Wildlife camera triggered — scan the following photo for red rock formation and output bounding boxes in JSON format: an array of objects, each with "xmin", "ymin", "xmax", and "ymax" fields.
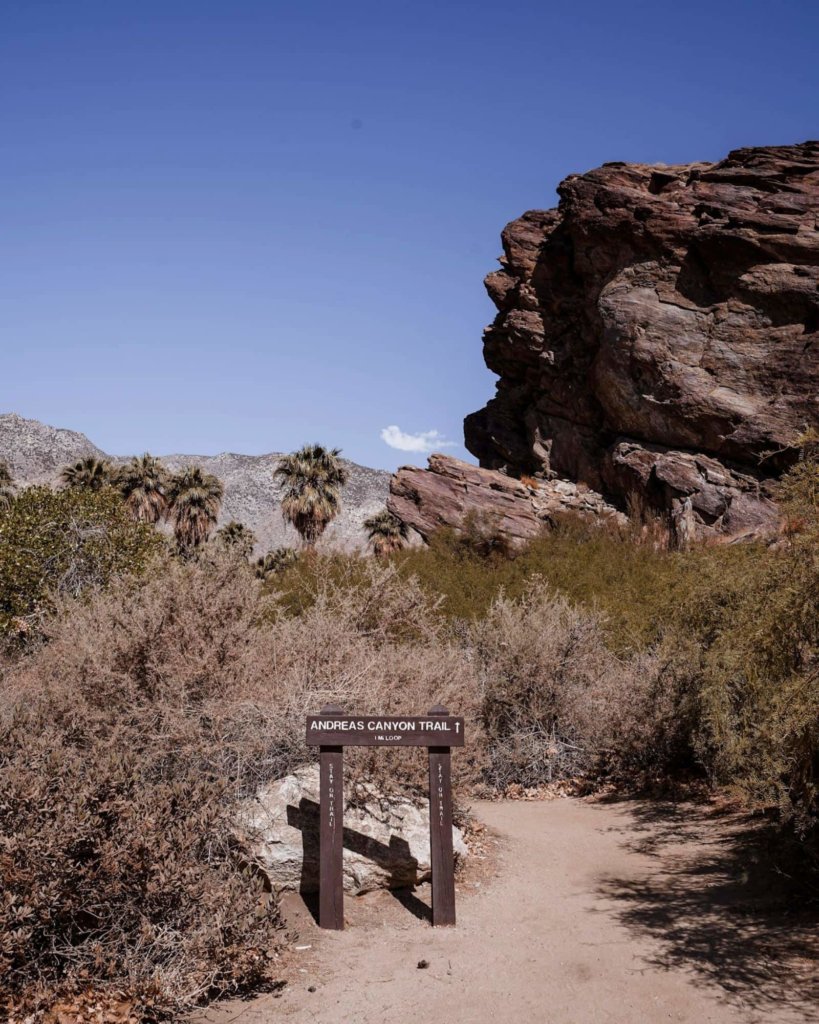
[
  {"xmin": 465, "ymin": 142, "xmax": 819, "ymax": 538},
  {"xmin": 387, "ymin": 454, "xmax": 625, "ymax": 543}
]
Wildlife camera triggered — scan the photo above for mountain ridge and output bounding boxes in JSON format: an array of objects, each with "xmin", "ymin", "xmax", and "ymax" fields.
[{"xmin": 0, "ymin": 413, "xmax": 390, "ymax": 551}]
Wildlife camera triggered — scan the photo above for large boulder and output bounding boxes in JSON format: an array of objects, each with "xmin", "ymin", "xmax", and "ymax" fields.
[
  {"xmin": 388, "ymin": 453, "xmax": 625, "ymax": 544},
  {"xmin": 243, "ymin": 766, "xmax": 468, "ymax": 895},
  {"xmin": 464, "ymin": 142, "xmax": 819, "ymax": 540}
]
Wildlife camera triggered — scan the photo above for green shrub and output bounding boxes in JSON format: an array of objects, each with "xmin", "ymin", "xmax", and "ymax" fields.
[
  {"xmin": 672, "ymin": 531, "xmax": 819, "ymax": 839},
  {"xmin": 0, "ymin": 486, "xmax": 162, "ymax": 639},
  {"xmin": 396, "ymin": 516, "xmax": 683, "ymax": 650}
]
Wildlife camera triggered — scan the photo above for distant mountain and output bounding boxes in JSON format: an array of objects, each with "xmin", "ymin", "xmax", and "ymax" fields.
[{"xmin": 0, "ymin": 413, "xmax": 390, "ymax": 552}]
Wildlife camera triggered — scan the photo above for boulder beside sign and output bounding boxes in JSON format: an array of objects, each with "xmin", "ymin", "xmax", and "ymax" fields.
[
  {"xmin": 306, "ymin": 714, "xmax": 465, "ymax": 747},
  {"xmin": 244, "ymin": 767, "xmax": 469, "ymax": 895}
]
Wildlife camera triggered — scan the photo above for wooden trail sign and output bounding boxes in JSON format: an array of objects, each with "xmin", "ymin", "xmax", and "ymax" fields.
[
  {"xmin": 307, "ymin": 703, "xmax": 463, "ymax": 930},
  {"xmin": 306, "ymin": 713, "xmax": 465, "ymax": 747}
]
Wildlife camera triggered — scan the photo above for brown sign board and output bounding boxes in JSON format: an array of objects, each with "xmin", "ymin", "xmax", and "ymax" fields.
[
  {"xmin": 306, "ymin": 714, "xmax": 465, "ymax": 747},
  {"xmin": 310, "ymin": 704, "xmax": 461, "ymax": 930}
]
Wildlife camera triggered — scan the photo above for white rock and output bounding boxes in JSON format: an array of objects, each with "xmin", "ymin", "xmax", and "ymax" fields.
[{"xmin": 242, "ymin": 766, "xmax": 467, "ymax": 895}]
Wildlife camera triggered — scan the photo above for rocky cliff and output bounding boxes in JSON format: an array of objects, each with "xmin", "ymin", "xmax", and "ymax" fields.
[
  {"xmin": 464, "ymin": 142, "xmax": 819, "ymax": 539},
  {"xmin": 0, "ymin": 413, "xmax": 390, "ymax": 552},
  {"xmin": 389, "ymin": 454, "xmax": 625, "ymax": 543}
]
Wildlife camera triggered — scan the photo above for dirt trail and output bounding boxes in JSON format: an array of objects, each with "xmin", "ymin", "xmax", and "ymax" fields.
[{"xmin": 196, "ymin": 799, "xmax": 818, "ymax": 1024}]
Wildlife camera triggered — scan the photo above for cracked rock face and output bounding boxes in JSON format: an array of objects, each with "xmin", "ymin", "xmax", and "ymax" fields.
[
  {"xmin": 388, "ymin": 454, "xmax": 626, "ymax": 544},
  {"xmin": 465, "ymin": 142, "xmax": 819, "ymax": 538}
]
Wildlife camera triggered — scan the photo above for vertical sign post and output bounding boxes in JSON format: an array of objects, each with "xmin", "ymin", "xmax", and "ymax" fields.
[
  {"xmin": 318, "ymin": 703, "xmax": 344, "ymax": 930},
  {"xmin": 427, "ymin": 704, "xmax": 456, "ymax": 926}
]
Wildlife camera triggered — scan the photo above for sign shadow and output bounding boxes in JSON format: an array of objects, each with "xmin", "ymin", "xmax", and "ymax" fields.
[{"xmin": 286, "ymin": 798, "xmax": 432, "ymax": 924}]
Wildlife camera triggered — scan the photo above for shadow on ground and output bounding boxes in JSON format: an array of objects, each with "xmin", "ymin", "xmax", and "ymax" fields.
[
  {"xmin": 286, "ymin": 798, "xmax": 432, "ymax": 924},
  {"xmin": 593, "ymin": 800, "xmax": 819, "ymax": 1017}
]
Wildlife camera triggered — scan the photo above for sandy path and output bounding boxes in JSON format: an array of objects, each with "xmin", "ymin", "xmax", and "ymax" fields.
[{"xmin": 196, "ymin": 799, "xmax": 817, "ymax": 1024}]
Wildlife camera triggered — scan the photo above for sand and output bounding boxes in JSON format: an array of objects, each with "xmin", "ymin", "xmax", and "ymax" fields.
[{"xmin": 193, "ymin": 798, "xmax": 818, "ymax": 1024}]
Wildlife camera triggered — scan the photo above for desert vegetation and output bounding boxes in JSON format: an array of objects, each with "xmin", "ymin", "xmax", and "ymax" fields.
[
  {"xmin": 254, "ymin": 545, "xmax": 298, "ymax": 579},
  {"xmin": 1, "ymin": 442, "xmax": 817, "ymax": 1021},
  {"xmin": 61, "ymin": 455, "xmax": 115, "ymax": 492},
  {"xmin": 216, "ymin": 520, "xmax": 257, "ymax": 558},
  {"xmin": 364, "ymin": 507, "xmax": 409, "ymax": 557},
  {"xmin": 0, "ymin": 461, "xmax": 15, "ymax": 511},
  {"xmin": 275, "ymin": 443, "xmax": 349, "ymax": 547},
  {"xmin": 116, "ymin": 454, "xmax": 171, "ymax": 524}
]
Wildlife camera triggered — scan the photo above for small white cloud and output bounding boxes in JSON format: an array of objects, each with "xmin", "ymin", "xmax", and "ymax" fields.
[{"xmin": 380, "ymin": 425, "xmax": 456, "ymax": 453}]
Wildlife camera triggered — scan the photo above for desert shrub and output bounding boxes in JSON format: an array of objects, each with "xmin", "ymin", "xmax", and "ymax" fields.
[
  {"xmin": 472, "ymin": 586, "xmax": 700, "ymax": 792},
  {"xmin": 0, "ymin": 718, "xmax": 280, "ymax": 1021},
  {"xmin": 672, "ymin": 529, "xmax": 819, "ymax": 840},
  {"xmin": 396, "ymin": 516, "xmax": 683, "ymax": 650},
  {"xmin": 654, "ymin": 452, "xmax": 819, "ymax": 845},
  {"xmin": 448, "ymin": 511, "xmax": 515, "ymax": 560},
  {"xmin": 0, "ymin": 556, "xmax": 484, "ymax": 1017},
  {"xmin": 256, "ymin": 559, "xmax": 482, "ymax": 794},
  {"xmin": 0, "ymin": 486, "xmax": 162, "ymax": 640},
  {"xmin": 0, "ymin": 555, "xmax": 283, "ymax": 1019},
  {"xmin": 776, "ymin": 427, "xmax": 819, "ymax": 532}
]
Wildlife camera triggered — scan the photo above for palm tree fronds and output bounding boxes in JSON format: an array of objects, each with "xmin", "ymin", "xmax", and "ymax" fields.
[
  {"xmin": 254, "ymin": 547, "xmax": 298, "ymax": 579},
  {"xmin": 168, "ymin": 465, "xmax": 224, "ymax": 555},
  {"xmin": 115, "ymin": 453, "xmax": 170, "ymax": 524},
  {"xmin": 274, "ymin": 444, "xmax": 348, "ymax": 547},
  {"xmin": 60, "ymin": 457, "xmax": 113, "ymax": 492},
  {"xmin": 217, "ymin": 520, "xmax": 256, "ymax": 558},
  {"xmin": 363, "ymin": 508, "xmax": 409, "ymax": 557}
]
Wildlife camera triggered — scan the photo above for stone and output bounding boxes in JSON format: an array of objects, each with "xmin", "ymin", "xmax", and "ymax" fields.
[
  {"xmin": 464, "ymin": 142, "xmax": 819, "ymax": 540},
  {"xmin": 388, "ymin": 453, "xmax": 625, "ymax": 544},
  {"xmin": 241, "ymin": 766, "xmax": 468, "ymax": 895}
]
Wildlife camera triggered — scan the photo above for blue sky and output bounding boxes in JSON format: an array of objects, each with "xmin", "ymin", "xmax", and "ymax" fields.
[{"xmin": 2, "ymin": 1, "xmax": 817, "ymax": 469}]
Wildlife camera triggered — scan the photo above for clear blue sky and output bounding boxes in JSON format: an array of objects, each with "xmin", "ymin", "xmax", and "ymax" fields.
[{"xmin": 2, "ymin": 1, "xmax": 817, "ymax": 469}]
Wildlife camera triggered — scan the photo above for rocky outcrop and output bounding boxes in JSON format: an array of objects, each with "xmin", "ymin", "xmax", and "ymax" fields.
[
  {"xmin": 242, "ymin": 767, "xmax": 468, "ymax": 895},
  {"xmin": 465, "ymin": 142, "xmax": 819, "ymax": 538},
  {"xmin": 388, "ymin": 454, "xmax": 625, "ymax": 543},
  {"xmin": 0, "ymin": 413, "xmax": 390, "ymax": 551}
]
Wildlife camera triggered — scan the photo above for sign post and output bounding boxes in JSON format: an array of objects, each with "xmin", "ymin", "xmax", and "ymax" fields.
[
  {"xmin": 318, "ymin": 703, "xmax": 345, "ymax": 931},
  {"xmin": 427, "ymin": 705, "xmax": 456, "ymax": 926},
  {"xmin": 306, "ymin": 704, "xmax": 465, "ymax": 930}
]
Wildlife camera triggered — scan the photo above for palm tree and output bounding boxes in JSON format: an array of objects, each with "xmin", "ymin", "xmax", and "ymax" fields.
[
  {"xmin": 216, "ymin": 520, "xmax": 256, "ymax": 558},
  {"xmin": 0, "ymin": 460, "xmax": 14, "ymax": 511},
  {"xmin": 168, "ymin": 466, "xmax": 224, "ymax": 554},
  {"xmin": 115, "ymin": 453, "xmax": 170, "ymax": 523},
  {"xmin": 364, "ymin": 508, "xmax": 409, "ymax": 557},
  {"xmin": 274, "ymin": 444, "xmax": 349, "ymax": 548},
  {"xmin": 61, "ymin": 456, "xmax": 113, "ymax": 491},
  {"xmin": 254, "ymin": 547, "xmax": 298, "ymax": 579}
]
